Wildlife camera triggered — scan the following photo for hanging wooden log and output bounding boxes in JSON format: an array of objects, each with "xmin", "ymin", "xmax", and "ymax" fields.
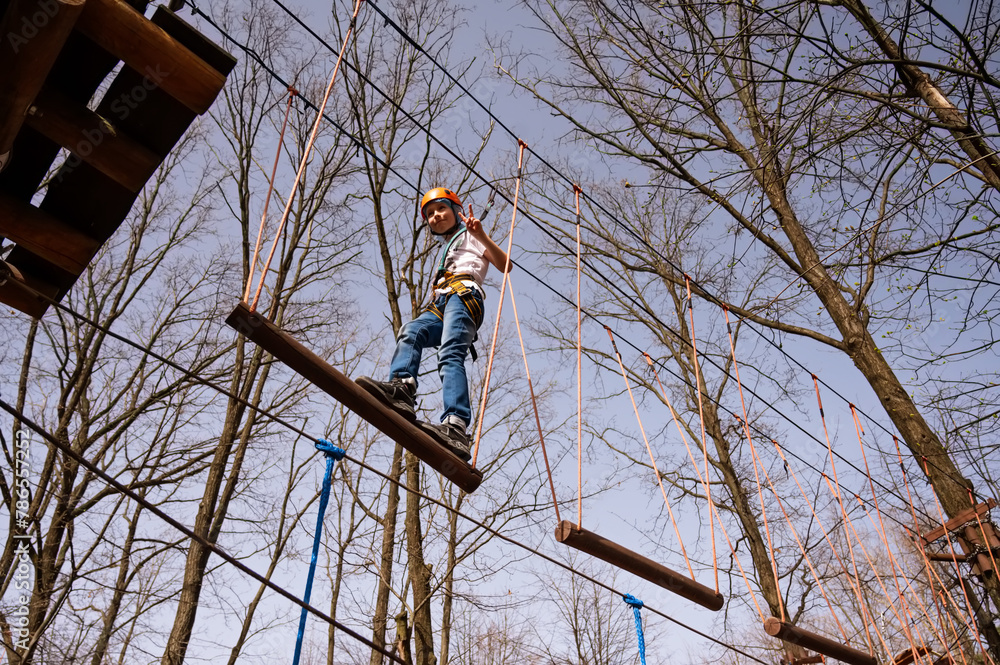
[
  {"xmin": 0, "ymin": 0, "xmax": 87, "ymax": 171},
  {"xmin": 226, "ymin": 302, "xmax": 483, "ymax": 493},
  {"xmin": 75, "ymin": 0, "xmax": 226, "ymax": 114},
  {"xmin": 764, "ymin": 618, "xmax": 876, "ymax": 665},
  {"xmin": 554, "ymin": 520, "xmax": 724, "ymax": 611}
]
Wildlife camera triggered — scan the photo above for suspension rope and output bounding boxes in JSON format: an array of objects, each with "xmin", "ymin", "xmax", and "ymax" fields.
[
  {"xmin": 574, "ymin": 184, "xmax": 583, "ymax": 529},
  {"xmin": 643, "ymin": 353, "xmax": 765, "ymax": 621},
  {"xmin": 813, "ymin": 377, "xmax": 878, "ymax": 652},
  {"xmin": 722, "ymin": 306, "xmax": 783, "ymax": 619},
  {"xmin": 738, "ymin": 415, "xmax": 849, "ymax": 641},
  {"xmin": 605, "ymin": 327, "xmax": 693, "ymax": 579},
  {"xmin": 472, "ymin": 139, "xmax": 527, "ymax": 467},
  {"xmin": 291, "ymin": 438, "xmax": 347, "ymax": 665},
  {"xmin": 248, "ymin": 0, "xmax": 364, "ymax": 312},
  {"xmin": 244, "ymin": 87, "xmax": 298, "ymax": 303},
  {"xmin": 623, "ymin": 594, "xmax": 647, "ymax": 665},
  {"xmin": 507, "ymin": 278, "xmax": 561, "ymax": 522},
  {"xmin": 684, "ymin": 275, "xmax": 718, "ymax": 592},
  {"xmin": 849, "ymin": 406, "xmax": 922, "ymax": 653}
]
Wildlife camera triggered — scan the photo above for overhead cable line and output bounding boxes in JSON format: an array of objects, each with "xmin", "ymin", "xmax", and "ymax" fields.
[
  {"xmin": 243, "ymin": 0, "xmax": 961, "ymax": 526},
  {"xmin": 5, "ymin": 282, "xmax": 768, "ymax": 664},
  {"xmin": 349, "ymin": 0, "xmax": 994, "ymax": 506},
  {"xmin": 0, "ymin": 398, "xmax": 407, "ymax": 665}
]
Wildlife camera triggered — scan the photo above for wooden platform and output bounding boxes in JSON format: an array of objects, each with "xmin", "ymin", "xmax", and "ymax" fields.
[
  {"xmin": 555, "ymin": 520, "xmax": 725, "ymax": 611},
  {"xmin": 0, "ymin": 0, "xmax": 235, "ymax": 317},
  {"xmin": 225, "ymin": 302, "xmax": 484, "ymax": 494}
]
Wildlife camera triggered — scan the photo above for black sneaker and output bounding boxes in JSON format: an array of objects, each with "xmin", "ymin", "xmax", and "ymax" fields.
[
  {"xmin": 418, "ymin": 421, "xmax": 471, "ymax": 462},
  {"xmin": 356, "ymin": 376, "xmax": 416, "ymax": 421}
]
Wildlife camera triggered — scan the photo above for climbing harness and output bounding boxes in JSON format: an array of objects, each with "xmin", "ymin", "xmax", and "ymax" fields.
[
  {"xmin": 291, "ymin": 439, "xmax": 347, "ymax": 665},
  {"xmin": 623, "ymin": 594, "xmax": 647, "ymax": 665}
]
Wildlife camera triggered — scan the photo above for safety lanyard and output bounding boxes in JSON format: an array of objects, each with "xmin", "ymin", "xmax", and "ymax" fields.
[{"xmin": 435, "ymin": 224, "xmax": 466, "ymax": 280}]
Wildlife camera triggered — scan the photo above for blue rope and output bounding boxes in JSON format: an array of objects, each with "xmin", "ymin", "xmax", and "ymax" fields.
[
  {"xmin": 291, "ymin": 439, "xmax": 346, "ymax": 665},
  {"xmin": 623, "ymin": 594, "xmax": 646, "ymax": 665}
]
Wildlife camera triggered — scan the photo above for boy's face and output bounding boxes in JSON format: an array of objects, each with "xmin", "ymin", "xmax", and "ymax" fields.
[{"xmin": 424, "ymin": 200, "xmax": 459, "ymax": 234}]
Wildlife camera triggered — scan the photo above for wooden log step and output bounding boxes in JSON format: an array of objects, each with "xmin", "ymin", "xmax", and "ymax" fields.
[
  {"xmin": 225, "ymin": 301, "xmax": 483, "ymax": 494},
  {"xmin": 921, "ymin": 499, "xmax": 996, "ymax": 544},
  {"xmin": 764, "ymin": 618, "xmax": 876, "ymax": 665},
  {"xmin": 555, "ymin": 520, "xmax": 725, "ymax": 611}
]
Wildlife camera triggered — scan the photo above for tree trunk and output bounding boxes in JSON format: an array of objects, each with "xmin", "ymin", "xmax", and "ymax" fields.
[
  {"xmin": 369, "ymin": 443, "xmax": 404, "ymax": 665},
  {"xmin": 404, "ymin": 452, "xmax": 437, "ymax": 665}
]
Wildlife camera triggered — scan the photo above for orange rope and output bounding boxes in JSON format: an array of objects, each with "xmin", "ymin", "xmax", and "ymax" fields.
[
  {"xmin": 849, "ymin": 406, "xmax": 921, "ymax": 653},
  {"xmin": 812, "ymin": 377, "xmax": 878, "ymax": 651},
  {"xmin": 747, "ymin": 427, "xmax": 848, "ymax": 640},
  {"xmin": 507, "ymin": 279, "xmax": 560, "ymax": 523},
  {"xmin": 770, "ymin": 440, "xmax": 874, "ymax": 647},
  {"xmin": 574, "ymin": 184, "xmax": 583, "ymax": 528},
  {"xmin": 895, "ymin": 440, "xmax": 975, "ymax": 665},
  {"xmin": 244, "ymin": 87, "xmax": 298, "ymax": 303},
  {"xmin": 605, "ymin": 327, "xmax": 694, "ymax": 578},
  {"xmin": 643, "ymin": 354, "xmax": 766, "ymax": 620},
  {"xmin": 722, "ymin": 306, "xmax": 784, "ymax": 618},
  {"xmin": 472, "ymin": 139, "xmax": 527, "ymax": 467},
  {"xmin": 684, "ymin": 275, "xmax": 718, "ymax": 592},
  {"xmin": 249, "ymin": 0, "xmax": 363, "ymax": 312}
]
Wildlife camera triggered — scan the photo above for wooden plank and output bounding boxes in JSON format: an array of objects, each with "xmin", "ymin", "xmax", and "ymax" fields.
[
  {"xmin": 75, "ymin": 0, "xmax": 226, "ymax": 114},
  {"xmin": 0, "ymin": 260, "xmax": 59, "ymax": 318},
  {"xmin": 25, "ymin": 87, "xmax": 160, "ymax": 192},
  {"xmin": 764, "ymin": 618, "xmax": 876, "ymax": 665},
  {"xmin": 0, "ymin": 0, "xmax": 86, "ymax": 168},
  {"xmin": 0, "ymin": 192, "xmax": 99, "ymax": 274},
  {"xmin": 225, "ymin": 302, "xmax": 483, "ymax": 494},
  {"xmin": 555, "ymin": 520, "xmax": 725, "ymax": 611},
  {"xmin": 921, "ymin": 499, "xmax": 997, "ymax": 544}
]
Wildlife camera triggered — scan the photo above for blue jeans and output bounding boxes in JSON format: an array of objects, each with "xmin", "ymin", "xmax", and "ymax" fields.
[{"xmin": 389, "ymin": 292, "xmax": 481, "ymax": 426}]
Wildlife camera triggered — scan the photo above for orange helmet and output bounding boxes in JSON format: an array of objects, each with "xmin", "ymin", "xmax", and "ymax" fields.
[{"xmin": 420, "ymin": 187, "xmax": 462, "ymax": 219}]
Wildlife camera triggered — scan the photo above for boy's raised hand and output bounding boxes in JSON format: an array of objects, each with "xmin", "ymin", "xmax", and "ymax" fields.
[{"xmin": 459, "ymin": 205, "xmax": 483, "ymax": 236}]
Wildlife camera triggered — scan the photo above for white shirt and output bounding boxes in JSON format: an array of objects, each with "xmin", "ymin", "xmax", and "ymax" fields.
[{"xmin": 433, "ymin": 227, "xmax": 489, "ymax": 297}]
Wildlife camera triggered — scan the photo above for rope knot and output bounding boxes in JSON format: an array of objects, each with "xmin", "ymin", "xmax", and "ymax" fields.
[
  {"xmin": 623, "ymin": 593, "xmax": 643, "ymax": 609},
  {"xmin": 315, "ymin": 438, "xmax": 346, "ymax": 460}
]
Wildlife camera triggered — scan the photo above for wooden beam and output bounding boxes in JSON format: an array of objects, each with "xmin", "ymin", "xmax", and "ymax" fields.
[
  {"xmin": 0, "ymin": 192, "xmax": 99, "ymax": 274},
  {"xmin": 75, "ymin": 0, "xmax": 226, "ymax": 114},
  {"xmin": 555, "ymin": 520, "xmax": 725, "ymax": 611},
  {"xmin": 225, "ymin": 302, "xmax": 483, "ymax": 494},
  {"xmin": 0, "ymin": 0, "xmax": 86, "ymax": 169},
  {"xmin": 764, "ymin": 618, "xmax": 876, "ymax": 665},
  {"xmin": 921, "ymin": 499, "xmax": 997, "ymax": 544},
  {"xmin": 0, "ymin": 260, "xmax": 59, "ymax": 318},
  {"xmin": 25, "ymin": 87, "xmax": 160, "ymax": 192}
]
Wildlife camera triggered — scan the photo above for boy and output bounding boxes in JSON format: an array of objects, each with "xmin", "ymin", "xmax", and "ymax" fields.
[{"xmin": 357, "ymin": 188, "xmax": 512, "ymax": 462}]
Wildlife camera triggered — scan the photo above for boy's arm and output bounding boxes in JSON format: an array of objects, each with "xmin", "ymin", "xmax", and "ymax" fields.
[{"xmin": 462, "ymin": 206, "xmax": 513, "ymax": 273}]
